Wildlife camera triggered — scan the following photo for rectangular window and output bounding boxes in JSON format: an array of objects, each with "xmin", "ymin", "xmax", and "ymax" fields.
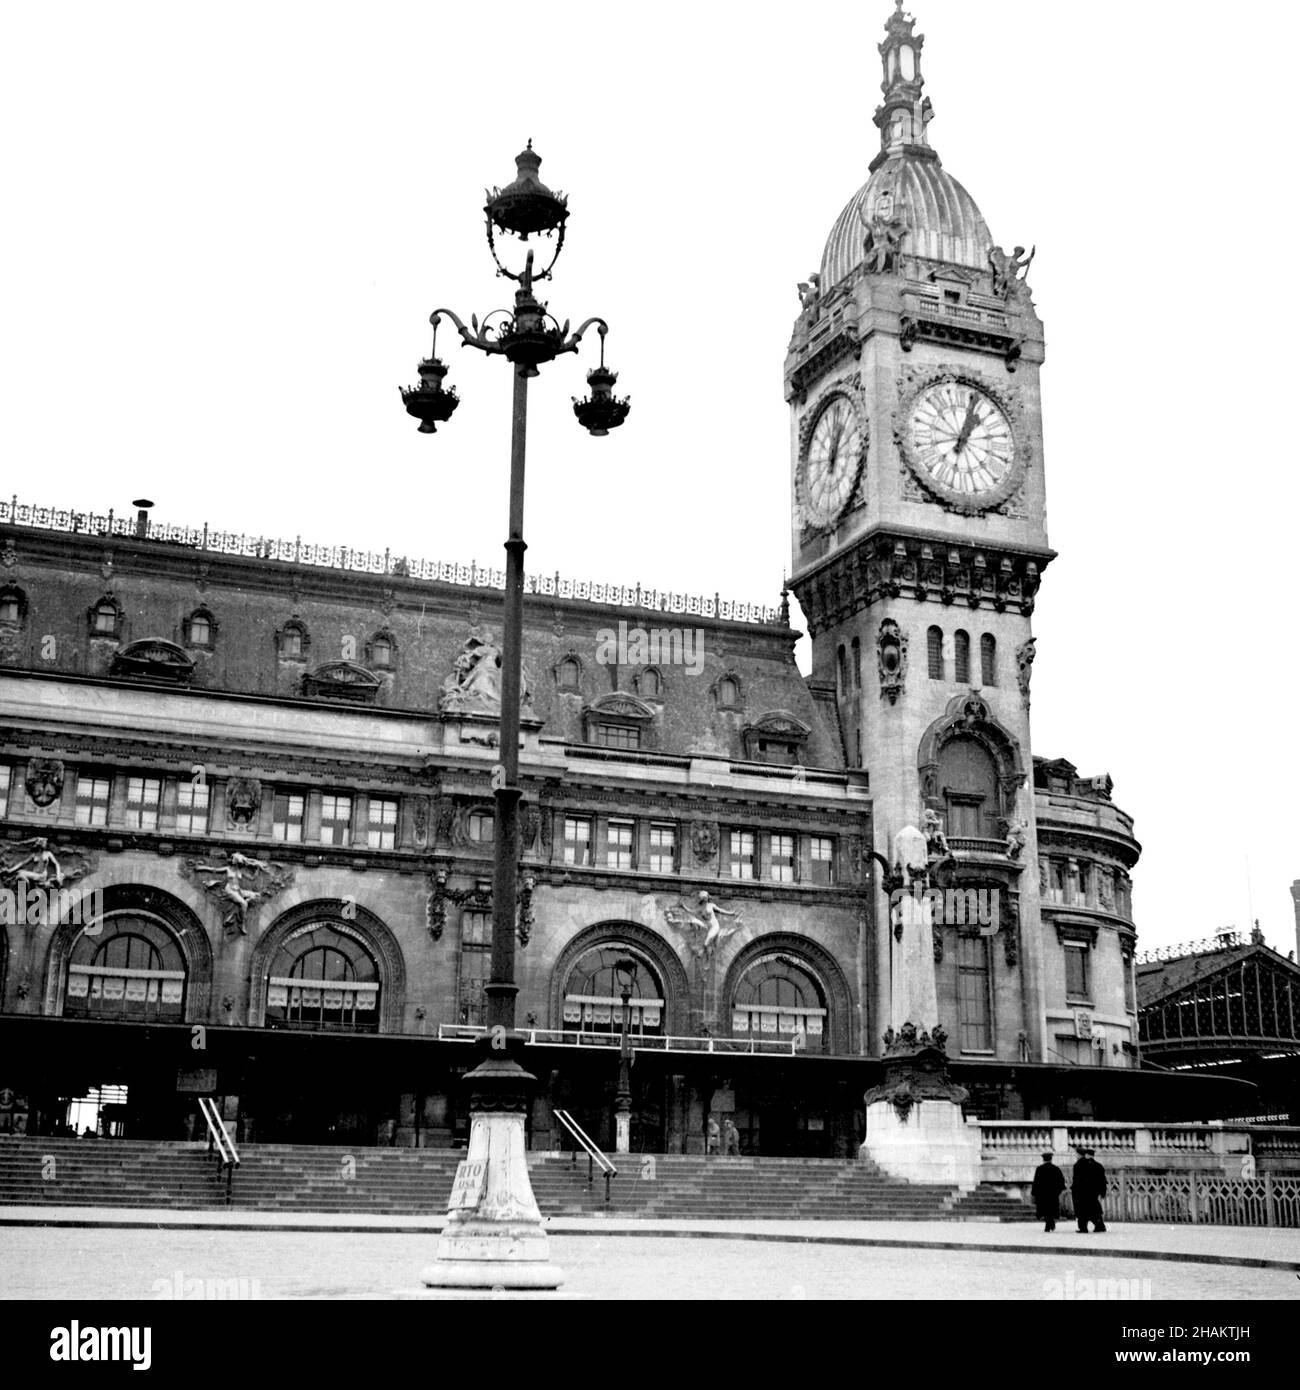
[
  {"xmin": 594, "ymin": 723, "xmax": 641, "ymax": 750},
  {"xmin": 563, "ymin": 816, "xmax": 593, "ymax": 866},
  {"xmin": 0, "ymin": 765, "xmax": 10, "ymax": 819},
  {"xmin": 729, "ymin": 830, "xmax": 756, "ymax": 880},
  {"xmin": 1047, "ymin": 860, "xmax": 1067, "ymax": 904},
  {"xmin": 770, "ymin": 833, "xmax": 796, "ymax": 882},
  {"xmin": 320, "ymin": 793, "xmax": 353, "ymax": 846},
  {"xmin": 273, "ymin": 791, "xmax": 306, "ymax": 843},
  {"xmin": 649, "ymin": 823, "xmax": 676, "ymax": 874},
  {"xmin": 958, "ymin": 934, "xmax": 993, "ymax": 1051},
  {"xmin": 1075, "ymin": 862, "xmax": 1090, "ymax": 905},
  {"xmin": 124, "ymin": 777, "xmax": 161, "ymax": 831},
  {"xmin": 1123, "ymin": 951, "xmax": 1136, "ymax": 1014},
  {"xmin": 1064, "ymin": 943, "xmax": 1090, "ymax": 1000},
  {"xmin": 467, "ymin": 808, "xmax": 494, "ymax": 843},
  {"xmin": 606, "ymin": 818, "xmax": 634, "ymax": 870},
  {"xmin": 175, "ymin": 778, "xmax": 210, "ymax": 834},
  {"xmin": 75, "ymin": 775, "xmax": 111, "ymax": 827},
  {"xmin": 367, "ymin": 797, "xmax": 398, "ymax": 850},
  {"xmin": 458, "ymin": 910, "xmax": 492, "ymax": 1026},
  {"xmin": 809, "ymin": 836, "xmax": 835, "ymax": 886}
]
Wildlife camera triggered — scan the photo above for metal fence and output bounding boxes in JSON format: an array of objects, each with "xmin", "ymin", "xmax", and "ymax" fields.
[
  {"xmin": 0, "ymin": 498, "xmax": 783, "ymax": 625},
  {"xmin": 1058, "ymin": 1174, "xmax": 1300, "ymax": 1227}
]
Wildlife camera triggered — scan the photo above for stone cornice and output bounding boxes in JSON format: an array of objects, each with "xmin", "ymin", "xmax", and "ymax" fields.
[{"xmin": 790, "ymin": 527, "xmax": 1054, "ymax": 635}]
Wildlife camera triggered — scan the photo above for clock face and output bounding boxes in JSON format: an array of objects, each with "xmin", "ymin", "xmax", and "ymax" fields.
[
  {"xmin": 908, "ymin": 380, "xmax": 1015, "ymax": 503},
  {"xmin": 803, "ymin": 395, "xmax": 864, "ymax": 527}
]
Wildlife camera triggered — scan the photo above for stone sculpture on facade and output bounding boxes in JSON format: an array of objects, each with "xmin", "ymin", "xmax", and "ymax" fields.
[
  {"xmin": 664, "ymin": 891, "xmax": 743, "ymax": 959},
  {"xmin": 0, "ymin": 838, "xmax": 94, "ymax": 892},
  {"xmin": 438, "ymin": 633, "xmax": 534, "ymax": 717},
  {"xmin": 1015, "ymin": 636, "xmax": 1036, "ymax": 703},
  {"xmin": 184, "ymin": 851, "xmax": 293, "ymax": 936},
  {"xmin": 921, "ymin": 807, "xmax": 949, "ymax": 858},
  {"xmin": 859, "ymin": 203, "xmax": 907, "ymax": 274},
  {"xmin": 1005, "ymin": 821, "xmax": 1028, "ymax": 859},
  {"xmin": 989, "ymin": 244, "xmax": 1035, "ymax": 301},
  {"xmin": 888, "ymin": 823, "xmax": 940, "ymax": 1035}
]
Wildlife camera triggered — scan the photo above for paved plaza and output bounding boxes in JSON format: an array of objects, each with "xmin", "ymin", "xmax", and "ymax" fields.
[{"xmin": 2, "ymin": 1209, "xmax": 1297, "ymax": 1300}]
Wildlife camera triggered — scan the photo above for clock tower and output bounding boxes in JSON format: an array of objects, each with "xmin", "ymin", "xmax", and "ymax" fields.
[{"xmin": 787, "ymin": 2, "xmax": 1054, "ymax": 1060}]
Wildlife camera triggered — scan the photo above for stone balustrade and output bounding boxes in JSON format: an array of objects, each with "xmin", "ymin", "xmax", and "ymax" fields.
[{"xmin": 977, "ymin": 1120, "xmax": 1300, "ymax": 1181}]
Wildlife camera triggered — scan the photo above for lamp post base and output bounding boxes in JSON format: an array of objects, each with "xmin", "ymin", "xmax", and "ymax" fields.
[
  {"xmin": 614, "ymin": 1109, "xmax": 631, "ymax": 1155},
  {"xmin": 420, "ymin": 1042, "xmax": 564, "ymax": 1292}
]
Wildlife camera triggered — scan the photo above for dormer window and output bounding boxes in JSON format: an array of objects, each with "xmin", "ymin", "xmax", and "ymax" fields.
[
  {"xmin": 581, "ymin": 692, "xmax": 656, "ymax": 751},
  {"xmin": 713, "ymin": 674, "xmax": 742, "ymax": 711},
  {"xmin": 301, "ymin": 661, "xmax": 380, "ymax": 705},
  {"xmin": 637, "ymin": 667, "xmax": 662, "ymax": 698},
  {"xmin": 277, "ymin": 620, "xmax": 309, "ymax": 661},
  {"xmin": 89, "ymin": 597, "xmax": 122, "ymax": 637},
  {"xmin": 109, "ymin": 639, "xmax": 195, "ymax": 685},
  {"xmin": 0, "ymin": 586, "xmax": 26, "ymax": 627},
  {"xmin": 742, "ymin": 712, "xmax": 811, "ymax": 765},
  {"xmin": 183, "ymin": 608, "xmax": 216, "ymax": 649},
  {"xmin": 366, "ymin": 630, "xmax": 396, "ymax": 669}
]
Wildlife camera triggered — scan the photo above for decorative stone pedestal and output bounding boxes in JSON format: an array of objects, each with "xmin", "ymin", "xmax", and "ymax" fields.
[
  {"xmin": 859, "ymin": 1030, "xmax": 980, "ymax": 1192},
  {"xmin": 419, "ymin": 1039, "xmax": 564, "ymax": 1291}
]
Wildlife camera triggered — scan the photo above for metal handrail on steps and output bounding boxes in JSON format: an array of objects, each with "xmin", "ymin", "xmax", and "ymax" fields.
[
  {"xmin": 552, "ymin": 1109, "xmax": 617, "ymax": 1208},
  {"xmin": 197, "ymin": 1098, "xmax": 240, "ymax": 1205}
]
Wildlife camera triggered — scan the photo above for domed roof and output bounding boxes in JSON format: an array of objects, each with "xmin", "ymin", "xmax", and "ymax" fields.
[{"xmin": 819, "ymin": 154, "xmax": 993, "ymax": 290}]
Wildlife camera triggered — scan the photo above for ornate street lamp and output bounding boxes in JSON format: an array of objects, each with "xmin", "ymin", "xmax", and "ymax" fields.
[
  {"xmin": 613, "ymin": 957, "xmax": 638, "ymax": 1155},
  {"xmin": 404, "ymin": 143, "xmax": 628, "ymax": 1292}
]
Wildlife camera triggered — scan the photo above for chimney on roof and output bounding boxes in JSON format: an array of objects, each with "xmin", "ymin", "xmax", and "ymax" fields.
[{"xmin": 132, "ymin": 499, "xmax": 154, "ymax": 539}]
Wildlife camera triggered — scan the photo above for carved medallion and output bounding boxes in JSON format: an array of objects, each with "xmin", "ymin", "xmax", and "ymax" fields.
[
  {"xmin": 25, "ymin": 759, "xmax": 64, "ymax": 808},
  {"xmin": 225, "ymin": 778, "xmax": 262, "ymax": 828},
  {"xmin": 876, "ymin": 619, "xmax": 908, "ymax": 705},
  {"xmin": 690, "ymin": 821, "xmax": 720, "ymax": 864}
]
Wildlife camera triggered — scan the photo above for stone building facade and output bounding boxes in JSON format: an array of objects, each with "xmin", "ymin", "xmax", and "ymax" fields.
[{"xmin": 0, "ymin": 6, "xmax": 1157, "ymax": 1151}]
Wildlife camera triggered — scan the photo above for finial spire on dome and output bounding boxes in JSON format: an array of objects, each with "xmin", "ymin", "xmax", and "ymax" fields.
[{"xmin": 871, "ymin": 3, "xmax": 936, "ymax": 172}]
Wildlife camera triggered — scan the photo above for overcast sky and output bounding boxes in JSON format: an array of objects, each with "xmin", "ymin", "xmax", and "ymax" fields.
[{"xmin": 3, "ymin": 1, "xmax": 1296, "ymax": 955}]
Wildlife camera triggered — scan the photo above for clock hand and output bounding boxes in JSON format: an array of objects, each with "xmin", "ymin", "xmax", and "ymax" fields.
[{"xmin": 953, "ymin": 398, "xmax": 981, "ymax": 456}]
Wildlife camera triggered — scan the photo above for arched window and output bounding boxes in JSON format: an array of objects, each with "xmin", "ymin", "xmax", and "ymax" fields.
[
  {"xmin": 937, "ymin": 735, "xmax": 1000, "ymax": 841},
  {"xmin": 265, "ymin": 923, "xmax": 380, "ymax": 1033},
  {"xmin": 65, "ymin": 914, "xmax": 187, "ymax": 1022},
  {"xmin": 954, "ymin": 630, "xmax": 971, "ymax": 684},
  {"xmin": 927, "ymin": 626, "xmax": 944, "ymax": 680},
  {"xmin": 850, "ymin": 637, "xmax": 861, "ymax": 691},
  {"xmin": 980, "ymin": 633, "xmax": 997, "ymax": 686},
  {"xmin": 715, "ymin": 676, "xmax": 739, "ymax": 709},
  {"xmin": 0, "ymin": 586, "xmax": 27, "ymax": 627},
  {"xmin": 277, "ymin": 620, "xmax": 309, "ymax": 660},
  {"xmin": 556, "ymin": 656, "xmax": 582, "ymax": 691},
  {"xmin": 90, "ymin": 598, "xmax": 120, "ymax": 637},
  {"xmin": 561, "ymin": 946, "xmax": 664, "ymax": 1037},
  {"xmin": 184, "ymin": 608, "xmax": 217, "ymax": 649},
  {"xmin": 366, "ymin": 630, "xmax": 395, "ymax": 669},
  {"xmin": 836, "ymin": 645, "xmax": 848, "ymax": 694},
  {"xmin": 731, "ymin": 953, "xmax": 828, "ymax": 1054},
  {"xmin": 638, "ymin": 666, "xmax": 662, "ymax": 698}
]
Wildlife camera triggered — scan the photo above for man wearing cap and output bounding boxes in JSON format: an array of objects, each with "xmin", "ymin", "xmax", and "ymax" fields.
[
  {"xmin": 1031, "ymin": 1150, "xmax": 1065, "ymax": 1232},
  {"xmin": 1072, "ymin": 1147, "xmax": 1108, "ymax": 1233}
]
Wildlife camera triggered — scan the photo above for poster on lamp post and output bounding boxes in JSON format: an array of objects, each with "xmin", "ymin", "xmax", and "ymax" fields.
[{"xmin": 446, "ymin": 1159, "xmax": 487, "ymax": 1211}]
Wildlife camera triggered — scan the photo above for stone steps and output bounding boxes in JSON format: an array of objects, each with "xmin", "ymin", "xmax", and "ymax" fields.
[{"xmin": 0, "ymin": 1137, "xmax": 1034, "ymax": 1222}]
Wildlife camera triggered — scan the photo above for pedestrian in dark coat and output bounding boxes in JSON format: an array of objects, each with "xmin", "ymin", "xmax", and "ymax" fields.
[
  {"xmin": 1031, "ymin": 1151, "xmax": 1065, "ymax": 1231},
  {"xmin": 1072, "ymin": 1147, "xmax": 1108, "ymax": 1232}
]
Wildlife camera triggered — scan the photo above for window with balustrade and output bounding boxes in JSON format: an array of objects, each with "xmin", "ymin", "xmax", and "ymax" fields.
[{"xmin": 938, "ymin": 736, "xmax": 999, "ymax": 840}]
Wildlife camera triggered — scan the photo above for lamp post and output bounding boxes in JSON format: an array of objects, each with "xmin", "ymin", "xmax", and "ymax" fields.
[
  {"xmin": 613, "ymin": 958, "xmax": 638, "ymax": 1155},
  {"xmin": 404, "ymin": 143, "xmax": 629, "ymax": 1291}
]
